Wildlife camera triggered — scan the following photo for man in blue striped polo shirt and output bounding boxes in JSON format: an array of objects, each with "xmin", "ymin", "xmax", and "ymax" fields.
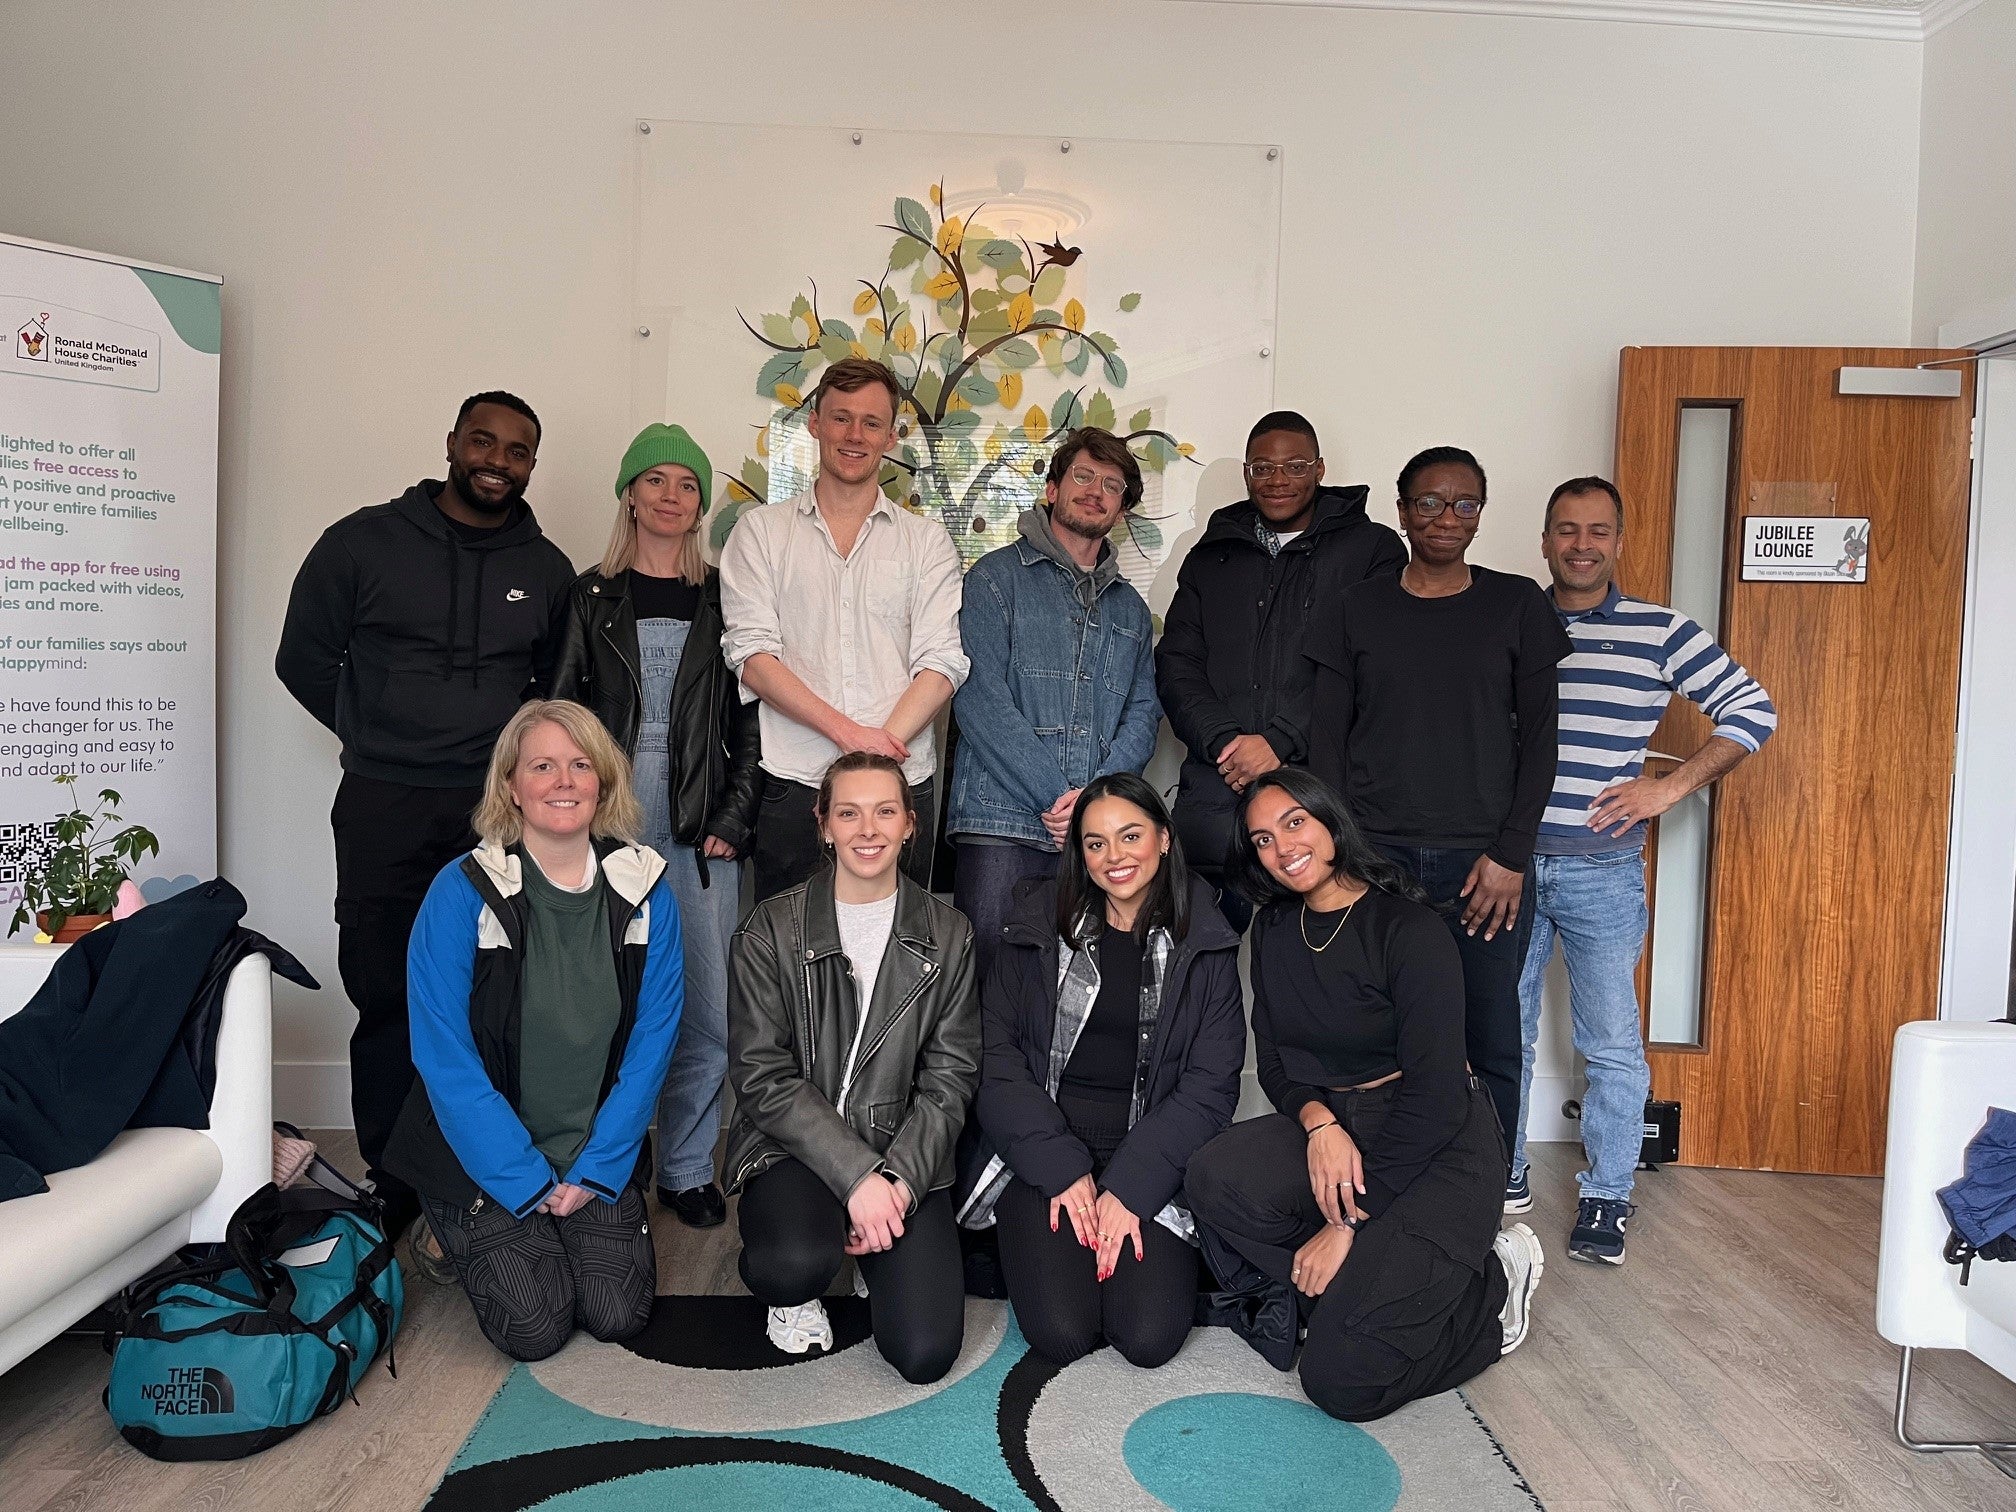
[{"xmin": 1511, "ymin": 477, "xmax": 1775, "ymax": 1266}]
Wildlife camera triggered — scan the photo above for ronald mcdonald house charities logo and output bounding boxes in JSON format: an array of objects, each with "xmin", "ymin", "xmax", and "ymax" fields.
[
  {"xmin": 141, "ymin": 1365, "xmax": 236, "ymax": 1416},
  {"xmin": 1, "ymin": 297, "xmax": 161, "ymax": 392}
]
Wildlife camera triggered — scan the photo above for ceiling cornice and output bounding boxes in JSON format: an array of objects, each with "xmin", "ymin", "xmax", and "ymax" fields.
[{"xmin": 1184, "ymin": 0, "xmax": 1963, "ymax": 42}]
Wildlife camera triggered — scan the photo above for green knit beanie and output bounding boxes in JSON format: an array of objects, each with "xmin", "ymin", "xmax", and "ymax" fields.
[{"xmin": 615, "ymin": 422, "xmax": 714, "ymax": 511}]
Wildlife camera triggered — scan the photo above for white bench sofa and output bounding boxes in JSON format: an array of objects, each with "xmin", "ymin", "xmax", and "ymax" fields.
[
  {"xmin": 1876, "ymin": 1018, "xmax": 2016, "ymax": 1478},
  {"xmin": 0, "ymin": 941, "xmax": 271, "ymax": 1374}
]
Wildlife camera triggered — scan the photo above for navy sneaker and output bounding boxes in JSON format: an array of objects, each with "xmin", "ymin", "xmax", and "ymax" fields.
[
  {"xmin": 1503, "ymin": 1168, "xmax": 1532, "ymax": 1214},
  {"xmin": 1568, "ymin": 1197, "xmax": 1633, "ymax": 1265}
]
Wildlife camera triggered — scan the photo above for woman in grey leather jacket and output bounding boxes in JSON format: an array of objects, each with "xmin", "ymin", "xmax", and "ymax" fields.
[{"xmin": 725, "ymin": 751, "xmax": 981, "ymax": 1381}]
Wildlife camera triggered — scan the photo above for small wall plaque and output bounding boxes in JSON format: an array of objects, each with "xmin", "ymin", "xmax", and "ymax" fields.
[{"xmin": 1741, "ymin": 516, "xmax": 1869, "ymax": 582}]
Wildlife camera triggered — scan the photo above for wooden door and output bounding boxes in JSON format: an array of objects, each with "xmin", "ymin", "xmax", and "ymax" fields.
[{"xmin": 1614, "ymin": 347, "xmax": 1973, "ymax": 1175}]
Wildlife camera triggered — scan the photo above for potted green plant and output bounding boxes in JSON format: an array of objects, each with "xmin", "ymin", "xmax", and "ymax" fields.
[{"xmin": 8, "ymin": 774, "xmax": 161, "ymax": 943}]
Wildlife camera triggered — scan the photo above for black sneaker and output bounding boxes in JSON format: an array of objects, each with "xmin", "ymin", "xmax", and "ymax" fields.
[
  {"xmin": 658, "ymin": 1182, "xmax": 727, "ymax": 1228},
  {"xmin": 1568, "ymin": 1197, "xmax": 1633, "ymax": 1266},
  {"xmin": 1503, "ymin": 1168, "xmax": 1532, "ymax": 1214}
]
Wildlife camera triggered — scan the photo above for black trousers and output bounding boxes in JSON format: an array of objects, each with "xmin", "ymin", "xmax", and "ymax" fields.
[
  {"xmin": 331, "ymin": 773, "xmax": 482, "ymax": 1234},
  {"xmin": 994, "ymin": 1092, "xmax": 1198, "ymax": 1368},
  {"xmin": 1375, "ymin": 842, "xmax": 1532, "ymax": 1156},
  {"xmin": 1186, "ymin": 1083, "xmax": 1509, "ymax": 1423},
  {"xmin": 737, "ymin": 1157, "xmax": 965, "ymax": 1384},
  {"xmin": 752, "ymin": 773, "xmax": 937, "ymax": 901},
  {"xmin": 422, "ymin": 1184, "xmax": 657, "ymax": 1362}
]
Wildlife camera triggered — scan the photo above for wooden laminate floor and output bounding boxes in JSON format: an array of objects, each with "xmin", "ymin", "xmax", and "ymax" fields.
[{"xmin": 3, "ymin": 1137, "xmax": 2014, "ymax": 1511}]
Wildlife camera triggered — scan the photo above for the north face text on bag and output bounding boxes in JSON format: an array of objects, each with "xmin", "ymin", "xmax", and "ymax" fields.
[{"xmin": 141, "ymin": 1367, "xmax": 235, "ymax": 1416}]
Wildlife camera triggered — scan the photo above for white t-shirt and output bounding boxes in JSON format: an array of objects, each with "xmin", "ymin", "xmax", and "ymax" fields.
[{"xmin": 834, "ymin": 890, "xmax": 900, "ymax": 1115}]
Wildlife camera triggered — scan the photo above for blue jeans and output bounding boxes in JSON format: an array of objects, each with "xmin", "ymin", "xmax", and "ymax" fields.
[
  {"xmin": 631, "ymin": 616, "xmax": 740, "ymax": 1189},
  {"xmin": 1376, "ymin": 844, "xmax": 1530, "ymax": 1161},
  {"xmin": 653, "ymin": 843, "xmax": 741, "ymax": 1190},
  {"xmin": 1514, "ymin": 850, "xmax": 1652, "ymax": 1203},
  {"xmin": 952, "ymin": 840, "xmax": 1060, "ymax": 989}
]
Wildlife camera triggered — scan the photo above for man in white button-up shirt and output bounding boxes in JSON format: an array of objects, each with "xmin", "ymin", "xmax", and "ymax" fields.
[{"xmin": 719, "ymin": 359, "xmax": 970, "ymax": 899}]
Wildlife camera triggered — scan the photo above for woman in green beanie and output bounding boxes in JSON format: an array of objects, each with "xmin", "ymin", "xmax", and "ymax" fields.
[{"xmin": 551, "ymin": 423, "xmax": 761, "ymax": 1229}]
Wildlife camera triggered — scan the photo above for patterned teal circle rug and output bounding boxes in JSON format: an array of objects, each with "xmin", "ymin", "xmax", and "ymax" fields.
[{"xmin": 425, "ymin": 1298, "xmax": 1542, "ymax": 1511}]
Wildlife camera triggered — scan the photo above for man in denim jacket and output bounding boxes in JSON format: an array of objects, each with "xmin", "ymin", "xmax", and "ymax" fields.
[{"xmin": 948, "ymin": 428, "xmax": 1162, "ymax": 982}]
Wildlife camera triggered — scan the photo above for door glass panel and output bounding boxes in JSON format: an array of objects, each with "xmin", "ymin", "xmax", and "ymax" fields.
[{"xmin": 1648, "ymin": 404, "xmax": 1734, "ymax": 1047}]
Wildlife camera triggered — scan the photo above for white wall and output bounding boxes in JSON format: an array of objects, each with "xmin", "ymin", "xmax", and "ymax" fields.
[
  {"xmin": 1916, "ymin": 0, "xmax": 2016, "ymax": 340},
  {"xmin": 0, "ymin": 1, "xmax": 1924, "ymax": 1128}
]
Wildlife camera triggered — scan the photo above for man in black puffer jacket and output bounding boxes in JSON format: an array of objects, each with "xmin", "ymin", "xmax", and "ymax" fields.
[
  {"xmin": 275, "ymin": 391, "xmax": 574, "ymax": 1240},
  {"xmin": 1156, "ymin": 412, "xmax": 1405, "ymax": 928}
]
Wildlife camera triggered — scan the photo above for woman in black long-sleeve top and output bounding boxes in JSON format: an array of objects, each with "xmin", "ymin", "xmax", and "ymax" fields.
[
  {"xmin": 956, "ymin": 772, "xmax": 1246, "ymax": 1369},
  {"xmin": 1185, "ymin": 768, "xmax": 1545, "ymax": 1422}
]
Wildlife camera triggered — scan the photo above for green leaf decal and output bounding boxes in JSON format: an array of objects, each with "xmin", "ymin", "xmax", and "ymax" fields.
[
  {"xmin": 1125, "ymin": 515, "xmax": 1162, "ymax": 552},
  {"xmin": 994, "ymin": 338, "xmax": 1040, "ymax": 369},
  {"xmin": 955, "ymin": 371, "xmax": 999, "ymax": 406},
  {"xmin": 1050, "ymin": 390, "xmax": 1084, "ymax": 432},
  {"xmin": 1128, "ymin": 408, "xmax": 1153, "ymax": 432},
  {"xmin": 761, "ymin": 312, "xmax": 796, "ymax": 345},
  {"xmin": 978, "ymin": 239, "xmax": 1025, "ymax": 272},
  {"xmin": 756, "ymin": 350, "xmax": 808, "ymax": 399},
  {"xmin": 1085, "ymin": 391, "xmax": 1116, "ymax": 432},
  {"xmin": 1033, "ymin": 265, "xmax": 1067, "ymax": 304},
  {"xmin": 1118, "ymin": 292, "xmax": 1142, "ymax": 312},
  {"xmin": 895, "ymin": 197, "xmax": 932, "ymax": 240},
  {"xmin": 889, "ymin": 235, "xmax": 927, "ymax": 269}
]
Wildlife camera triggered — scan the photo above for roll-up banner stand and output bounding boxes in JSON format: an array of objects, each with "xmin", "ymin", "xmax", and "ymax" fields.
[{"xmin": 0, "ymin": 233, "xmax": 219, "ymax": 919}]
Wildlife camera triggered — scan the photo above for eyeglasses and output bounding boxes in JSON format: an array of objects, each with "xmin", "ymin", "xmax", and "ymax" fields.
[
  {"xmin": 1243, "ymin": 460, "xmax": 1319, "ymax": 481},
  {"xmin": 1068, "ymin": 466, "xmax": 1127, "ymax": 500},
  {"xmin": 1403, "ymin": 495, "xmax": 1485, "ymax": 520}
]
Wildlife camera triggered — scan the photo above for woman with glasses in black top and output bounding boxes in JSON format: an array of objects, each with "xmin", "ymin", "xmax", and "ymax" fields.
[{"xmin": 1185, "ymin": 768, "xmax": 1544, "ymax": 1421}]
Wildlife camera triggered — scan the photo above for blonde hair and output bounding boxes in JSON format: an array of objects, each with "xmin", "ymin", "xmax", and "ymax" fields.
[
  {"xmin": 598, "ymin": 480, "xmax": 710, "ymax": 583},
  {"xmin": 474, "ymin": 700, "xmax": 644, "ymax": 847}
]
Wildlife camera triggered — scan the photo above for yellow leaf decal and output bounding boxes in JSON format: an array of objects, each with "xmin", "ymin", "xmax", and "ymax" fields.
[
  {"xmin": 1177, "ymin": 442, "xmax": 1196, "ymax": 457},
  {"xmin": 756, "ymin": 430, "xmax": 770, "ymax": 457},
  {"xmin": 1024, "ymin": 405, "xmax": 1048, "ymax": 441},
  {"xmin": 984, "ymin": 429, "xmax": 1005, "ymax": 461},
  {"xmin": 727, "ymin": 478, "xmax": 757, "ymax": 500},
  {"xmin": 774, "ymin": 382, "xmax": 803, "ymax": 408},
  {"xmin": 864, "ymin": 318, "xmax": 885, "ymax": 338},
  {"xmin": 799, "ymin": 310, "xmax": 819, "ymax": 342},
  {"xmin": 929, "ymin": 182, "xmax": 943, "ymax": 207},
  {"xmin": 849, "ymin": 342, "xmax": 868, "ymax": 359},
  {"xmin": 1036, "ymin": 331, "xmax": 1058, "ymax": 347},
  {"xmin": 945, "ymin": 391, "xmax": 971, "ymax": 412},
  {"xmin": 1064, "ymin": 298, "xmax": 1085, "ymax": 333},
  {"xmin": 997, "ymin": 370, "xmax": 1023, "ymax": 410},
  {"xmin": 895, "ymin": 322, "xmax": 917, "ymax": 351},
  {"xmin": 1008, "ymin": 292, "xmax": 1035, "ymax": 333},
  {"xmin": 936, "ymin": 216, "xmax": 964, "ymax": 256},
  {"xmin": 924, "ymin": 269, "xmax": 961, "ymax": 302},
  {"xmin": 852, "ymin": 288, "xmax": 878, "ymax": 316}
]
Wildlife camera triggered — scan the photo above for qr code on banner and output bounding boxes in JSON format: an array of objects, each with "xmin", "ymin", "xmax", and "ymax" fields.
[{"xmin": 0, "ymin": 822, "xmax": 61, "ymax": 887}]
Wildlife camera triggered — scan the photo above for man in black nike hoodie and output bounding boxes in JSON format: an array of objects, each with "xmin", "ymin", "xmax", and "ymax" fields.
[
  {"xmin": 1156, "ymin": 412, "xmax": 1406, "ymax": 928},
  {"xmin": 275, "ymin": 391, "xmax": 574, "ymax": 1237}
]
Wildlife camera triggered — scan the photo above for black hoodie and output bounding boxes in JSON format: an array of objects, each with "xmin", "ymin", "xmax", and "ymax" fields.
[
  {"xmin": 1154, "ymin": 485, "xmax": 1406, "ymax": 873},
  {"xmin": 276, "ymin": 481, "xmax": 575, "ymax": 786}
]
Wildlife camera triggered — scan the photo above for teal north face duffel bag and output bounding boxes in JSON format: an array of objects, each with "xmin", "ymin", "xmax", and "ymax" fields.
[{"xmin": 105, "ymin": 1154, "xmax": 403, "ymax": 1460}]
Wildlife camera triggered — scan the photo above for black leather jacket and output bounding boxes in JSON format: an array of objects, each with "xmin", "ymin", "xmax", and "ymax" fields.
[
  {"xmin": 724, "ymin": 867, "xmax": 981, "ymax": 1211},
  {"xmin": 550, "ymin": 568, "xmax": 763, "ymax": 859}
]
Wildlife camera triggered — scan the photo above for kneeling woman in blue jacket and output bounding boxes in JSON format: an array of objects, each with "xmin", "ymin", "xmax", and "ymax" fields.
[
  {"xmin": 384, "ymin": 699, "xmax": 683, "ymax": 1363},
  {"xmin": 957, "ymin": 772, "xmax": 1246, "ymax": 1368}
]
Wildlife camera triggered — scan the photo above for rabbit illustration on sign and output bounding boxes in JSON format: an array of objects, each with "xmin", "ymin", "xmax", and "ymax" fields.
[{"xmin": 1836, "ymin": 521, "xmax": 1869, "ymax": 578}]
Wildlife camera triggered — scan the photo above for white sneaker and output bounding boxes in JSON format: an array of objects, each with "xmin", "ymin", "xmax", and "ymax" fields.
[
  {"xmin": 1495, "ymin": 1223, "xmax": 1545, "ymax": 1355},
  {"xmin": 766, "ymin": 1299, "xmax": 833, "ymax": 1355}
]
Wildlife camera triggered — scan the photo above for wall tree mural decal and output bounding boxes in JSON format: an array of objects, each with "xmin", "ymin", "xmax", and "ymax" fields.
[{"xmin": 712, "ymin": 180, "xmax": 1195, "ymax": 572}]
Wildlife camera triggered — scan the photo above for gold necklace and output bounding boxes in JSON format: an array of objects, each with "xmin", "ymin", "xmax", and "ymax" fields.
[{"xmin": 1301, "ymin": 897, "xmax": 1356, "ymax": 952}]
